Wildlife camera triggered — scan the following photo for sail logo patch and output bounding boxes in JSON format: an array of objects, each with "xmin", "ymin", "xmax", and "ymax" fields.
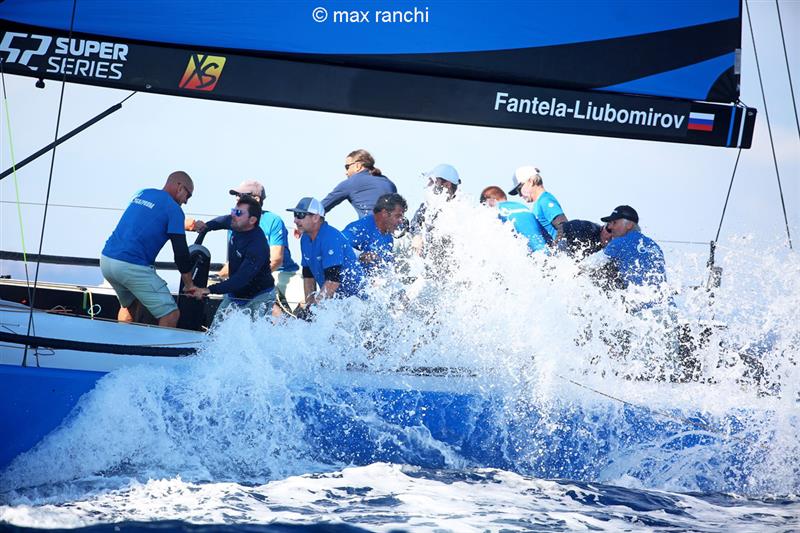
[
  {"xmin": 687, "ymin": 112, "xmax": 714, "ymax": 132},
  {"xmin": 179, "ymin": 54, "xmax": 226, "ymax": 91}
]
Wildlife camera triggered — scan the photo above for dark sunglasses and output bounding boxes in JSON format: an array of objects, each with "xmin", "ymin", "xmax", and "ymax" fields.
[
  {"xmin": 293, "ymin": 212, "xmax": 309, "ymax": 220},
  {"xmin": 180, "ymin": 183, "xmax": 193, "ymax": 199},
  {"xmin": 344, "ymin": 161, "xmax": 361, "ymax": 170},
  {"xmin": 231, "ymin": 208, "xmax": 247, "ymax": 217}
]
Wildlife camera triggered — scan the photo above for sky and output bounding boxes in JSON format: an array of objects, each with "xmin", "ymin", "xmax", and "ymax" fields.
[{"xmin": 0, "ymin": 0, "xmax": 798, "ymax": 288}]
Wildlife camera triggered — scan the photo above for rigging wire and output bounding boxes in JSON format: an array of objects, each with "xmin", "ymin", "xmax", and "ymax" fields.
[
  {"xmin": 745, "ymin": 0, "xmax": 793, "ymax": 250},
  {"xmin": 23, "ymin": 0, "xmax": 80, "ymax": 367},
  {"xmin": 714, "ymin": 147, "xmax": 743, "ymax": 243},
  {"xmin": 0, "ymin": 60, "xmax": 34, "ymax": 313},
  {"xmin": 775, "ymin": 0, "xmax": 800, "ymax": 142}
]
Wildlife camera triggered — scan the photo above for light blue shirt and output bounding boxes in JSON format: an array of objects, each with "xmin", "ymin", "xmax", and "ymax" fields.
[
  {"xmin": 497, "ymin": 201, "xmax": 549, "ymax": 252},
  {"xmin": 260, "ymin": 211, "xmax": 299, "ymax": 272},
  {"xmin": 531, "ymin": 191, "xmax": 564, "ymax": 241}
]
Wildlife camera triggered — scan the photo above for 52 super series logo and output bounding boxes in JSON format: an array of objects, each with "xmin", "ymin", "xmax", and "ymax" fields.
[{"xmin": 0, "ymin": 32, "xmax": 128, "ymax": 80}]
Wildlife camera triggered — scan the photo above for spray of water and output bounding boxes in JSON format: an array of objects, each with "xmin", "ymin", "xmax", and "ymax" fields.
[{"xmin": 2, "ymin": 196, "xmax": 798, "ymax": 496}]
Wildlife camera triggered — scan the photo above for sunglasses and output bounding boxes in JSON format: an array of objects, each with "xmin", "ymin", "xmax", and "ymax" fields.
[
  {"xmin": 344, "ymin": 161, "xmax": 361, "ymax": 170},
  {"xmin": 293, "ymin": 212, "xmax": 309, "ymax": 220},
  {"xmin": 231, "ymin": 208, "xmax": 247, "ymax": 217},
  {"xmin": 180, "ymin": 183, "xmax": 193, "ymax": 199}
]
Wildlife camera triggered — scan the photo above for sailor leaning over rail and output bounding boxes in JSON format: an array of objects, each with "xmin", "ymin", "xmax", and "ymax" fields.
[
  {"xmin": 343, "ymin": 192, "xmax": 408, "ymax": 278},
  {"xmin": 186, "ymin": 195, "xmax": 276, "ymax": 321},
  {"xmin": 288, "ymin": 197, "xmax": 365, "ymax": 320},
  {"xmin": 479, "ymin": 185, "xmax": 549, "ymax": 253},
  {"xmin": 100, "ymin": 171, "xmax": 199, "ymax": 328}
]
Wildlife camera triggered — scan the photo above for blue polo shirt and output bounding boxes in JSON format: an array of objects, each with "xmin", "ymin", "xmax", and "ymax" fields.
[
  {"xmin": 301, "ymin": 221, "xmax": 365, "ymax": 297},
  {"xmin": 343, "ymin": 215, "xmax": 394, "ymax": 275},
  {"xmin": 531, "ymin": 191, "xmax": 564, "ymax": 241},
  {"xmin": 260, "ymin": 211, "xmax": 299, "ymax": 272},
  {"xmin": 604, "ymin": 231, "xmax": 666, "ymax": 287},
  {"xmin": 497, "ymin": 201, "xmax": 549, "ymax": 252},
  {"xmin": 102, "ymin": 188, "xmax": 185, "ymax": 266}
]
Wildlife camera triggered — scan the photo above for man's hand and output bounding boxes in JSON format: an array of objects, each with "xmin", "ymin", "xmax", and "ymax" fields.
[
  {"xmin": 184, "ymin": 218, "xmax": 206, "ymax": 232},
  {"xmin": 184, "ymin": 286, "xmax": 210, "ymax": 300}
]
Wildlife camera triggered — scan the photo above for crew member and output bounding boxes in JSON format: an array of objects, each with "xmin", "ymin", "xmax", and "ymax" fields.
[
  {"xmin": 344, "ymin": 193, "xmax": 408, "ymax": 276},
  {"xmin": 321, "ymin": 149, "xmax": 397, "ymax": 219},
  {"xmin": 508, "ymin": 165, "xmax": 568, "ymax": 243},
  {"xmin": 100, "ymin": 171, "xmax": 197, "ymax": 328},
  {"xmin": 480, "ymin": 185, "xmax": 548, "ymax": 253},
  {"xmin": 288, "ymin": 197, "xmax": 365, "ymax": 305},
  {"xmin": 187, "ymin": 195, "xmax": 276, "ymax": 319}
]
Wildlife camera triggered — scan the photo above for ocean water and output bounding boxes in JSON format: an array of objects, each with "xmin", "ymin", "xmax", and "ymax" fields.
[{"xmin": 2, "ymin": 197, "xmax": 799, "ymax": 531}]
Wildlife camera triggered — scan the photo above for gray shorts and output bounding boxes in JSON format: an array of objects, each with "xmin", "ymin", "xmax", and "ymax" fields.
[
  {"xmin": 100, "ymin": 254, "xmax": 177, "ymax": 319},
  {"xmin": 214, "ymin": 288, "xmax": 277, "ymax": 322}
]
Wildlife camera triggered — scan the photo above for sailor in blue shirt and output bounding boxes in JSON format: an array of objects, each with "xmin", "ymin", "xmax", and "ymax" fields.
[
  {"xmin": 344, "ymin": 193, "xmax": 408, "ymax": 276},
  {"xmin": 583, "ymin": 206, "xmax": 670, "ymax": 310},
  {"xmin": 288, "ymin": 197, "xmax": 365, "ymax": 305},
  {"xmin": 188, "ymin": 195, "xmax": 276, "ymax": 319},
  {"xmin": 100, "ymin": 171, "xmax": 197, "ymax": 328},
  {"xmin": 508, "ymin": 165, "xmax": 568, "ymax": 243},
  {"xmin": 321, "ymin": 149, "xmax": 397, "ymax": 219},
  {"xmin": 480, "ymin": 186, "xmax": 548, "ymax": 253}
]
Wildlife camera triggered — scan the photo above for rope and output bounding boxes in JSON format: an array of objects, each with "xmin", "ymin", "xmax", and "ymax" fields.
[
  {"xmin": 23, "ymin": 0, "xmax": 80, "ymax": 367},
  {"xmin": 775, "ymin": 0, "xmax": 800, "ymax": 142},
  {"xmin": 745, "ymin": 0, "xmax": 793, "ymax": 250},
  {"xmin": 0, "ymin": 59, "xmax": 35, "ymax": 321}
]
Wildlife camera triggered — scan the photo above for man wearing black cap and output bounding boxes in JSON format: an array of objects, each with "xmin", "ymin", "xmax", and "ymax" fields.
[{"xmin": 586, "ymin": 205, "xmax": 666, "ymax": 290}]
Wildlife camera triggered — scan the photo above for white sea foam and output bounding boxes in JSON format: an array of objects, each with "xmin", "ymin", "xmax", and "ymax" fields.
[{"xmin": 1, "ymin": 197, "xmax": 798, "ymax": 504}]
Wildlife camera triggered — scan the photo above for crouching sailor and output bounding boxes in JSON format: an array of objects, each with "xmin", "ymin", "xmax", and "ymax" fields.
[
  {"xmin": 582, "ymin": 205, "xmax": 669, "ymax": 309},
  {"xmin": 344, "ymin": 192, "xmax": 408, "ymax": 277},
  {"xmin": 187, "ymin": 195, "xmax": 276, "ymax": 320},
  {"xmin": 100, "ymin": 171, "xmax": 197, "ymax": 328},
  {"xmin": 288, "ymin": 197, "xmax": 365, "ymax": 309}
]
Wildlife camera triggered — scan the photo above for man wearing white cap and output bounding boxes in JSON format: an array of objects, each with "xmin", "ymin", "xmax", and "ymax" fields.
[
  {"xmin": 221, "ymin": 180, "xmax": 305, "ymax": 315},
  {"xmin": 288, "ymin": 197, "xmax": 365, "ymax": 305},
  {"xmin": 508, "ymin": 165, "xmax": 567, "ymax": 243},
  {"xmin": 407, "ymin": 164, "xmax": 461, "ymax": 271}
]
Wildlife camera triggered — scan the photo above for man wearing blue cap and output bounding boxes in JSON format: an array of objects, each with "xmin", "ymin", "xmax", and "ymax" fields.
[
  {"xmin": 288, "ymin": 197, "xmax": 365, "ymax": 306},
  {"xmin": 508, "ymin": 165, "xmax": 567, "ymax": 244}
]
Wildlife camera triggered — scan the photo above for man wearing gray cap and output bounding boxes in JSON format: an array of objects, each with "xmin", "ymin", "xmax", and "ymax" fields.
[
  {"xmin": 288, "ymin": 197, "xmax": 365, "ymax": 306},
  {"xmin": 221, "ymin": 180, "xmax": 304, "ymax": 315}
]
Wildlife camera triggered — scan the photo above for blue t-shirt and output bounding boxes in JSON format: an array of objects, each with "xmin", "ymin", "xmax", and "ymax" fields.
[
  {"xmin": 343, "ymin": 215, "xmax": 394, "ymax": 275},
  {"xmin": 102, "ymin": 188, "xmax": 185, "ymax": 266},
  {"xmin": 603, "ymin": 231, "xmax": 666, "ymax": 288},
  {"xmin": 321, "ymin": 170, "xmax": 398, "ymax": 219},
  {"xmin": 301, "ymin": 222, "xmax": 365, "ymax": 297},
  {"xmin": 531, "ymin": 191, "xmax": 564, "ymax": 241},
  {"xmin": 497, "ymin": 201, "xmax": 549, "ymax": 252},
  {"xmin": 260, "ymin": 211, "xmax": 299, "ymax": 272}
]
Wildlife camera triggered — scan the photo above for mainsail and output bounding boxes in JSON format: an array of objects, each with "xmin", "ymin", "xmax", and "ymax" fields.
[{"xmin": 0, "ymin": 0, "xmax": 755, "ymax": 147}]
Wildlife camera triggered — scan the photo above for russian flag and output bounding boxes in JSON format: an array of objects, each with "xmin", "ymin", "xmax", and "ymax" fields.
[{"xmin": 688, "ymin": 112, "xmax": 714, "ymax": 132}]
